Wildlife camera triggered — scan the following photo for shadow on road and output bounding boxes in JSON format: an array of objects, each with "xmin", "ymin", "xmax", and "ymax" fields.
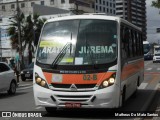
[{"xmin": 0, "ymin": 92, "xmax": 29, "ymax": 99}]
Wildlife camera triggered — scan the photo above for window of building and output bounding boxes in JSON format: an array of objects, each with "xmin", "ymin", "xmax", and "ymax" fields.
[
  {"xmin": 11, "ymin": 4, "xmax": 15, "ymax": 9},
  {"xmin": 92, "ymin": 3, "xmax": 95, "ymax": 8},
  {"xmin": 103, "ymin": 7, "xmax": 105, "ymax": 12},
  {"xmin": 113, "ymin": 4, "xmax": 115, "ymax": 8},
  {"xmin": 41, "ymin": 1, "xmax": 45, "ymax": 5},
  {"xmin": 96, "ymin": 5, "xmax": 98, "ymax": 10},
  {"xmin": 103, "ymin": 0, "xmax": 105, "ymax": 5},
  {"xmin": 110, "ymin": 3, "xmax": 112, "ymax": 7},
  {"xmin": 106, "ymin": 2, "xmax": 108, "ymax": 6},
  {"xmin": 31, "ymin": 2, "xmax": 35, "ymax": 7},
  {"xmin": 99, "ymin": 0, "xmax": 101, "ymax": 4},
  {"xmin": 2, "ymin": 5, "xmax": 5, "ymax": 10},
  {"xmin": 110, "ymin": 9, "xmax": 112, "ymax": 13},
  {"xmin": 21, "ymin": 3, "xmax": 25, "ymax": 8},
  {"xmin": 69, "ymin": 0, "xmax": 74, "ymax": 3},
  {"xmin": 50, "ymin": 0, "xmax": 54, "ymax": 5},
  {"xmin": 61, "ymin": 0, "xmax": 65, "ymax": 4},
  {"xmin": 107, "ymin": 8, "xmax": 109, "ymax": 13},
  {"xmin": 99, "ymin": 6, "xmax": 101, "ymax": 11},
  {"xmin": 113, "ymin": 10, "xmax": 115, "ymax": 14}
]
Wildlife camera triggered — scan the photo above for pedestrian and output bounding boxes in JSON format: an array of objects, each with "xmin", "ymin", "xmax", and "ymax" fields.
[{"xmin": 14, "ymin": 61, "xmax": 20, "ymax": 84}]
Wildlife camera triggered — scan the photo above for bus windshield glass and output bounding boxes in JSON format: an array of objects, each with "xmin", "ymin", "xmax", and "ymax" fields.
[
  {"xmin": 37, "ymin": 19, "xmax": 117, "ymax": 66},
  {"xmin": 143, "ymin": 44, "xmax": 150, "ymax": 54}
]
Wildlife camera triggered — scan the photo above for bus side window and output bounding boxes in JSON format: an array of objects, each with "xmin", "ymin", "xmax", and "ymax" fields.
[
  {"xmin": 125, "ymin": 28, "xmax": 131, "ymax": 58},
  {"xmin": 136, "ymin": 32, "xmax": 140, "ymax": 56},
  {"xmin": 121, "ymin": 25, "xmax": 127, "ymax": 59},
  {"xmin": 131, "ymin": 29, "xmax": 135, "ymax": 57}
]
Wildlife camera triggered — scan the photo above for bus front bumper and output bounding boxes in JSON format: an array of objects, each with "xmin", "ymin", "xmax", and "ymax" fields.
[{"xmin": 33, "ymin": 84, "xmax": 120, "ymax": 108}]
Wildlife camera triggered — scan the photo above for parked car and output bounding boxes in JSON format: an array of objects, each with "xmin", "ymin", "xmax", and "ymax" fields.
[
  {"xmin": 0, "ymin": 62, "xmax": 17, "ymax": 95},
  {"xmin": 153, "ymin": 53, "xmax": 160, "ymax": 63},
  {"xmin": 144, "ymin": 52, "xmax": 153, "ymax": 60},
  {"xmin": 20, "ymin": 62, "xmax": 34, "ymax": 81}
]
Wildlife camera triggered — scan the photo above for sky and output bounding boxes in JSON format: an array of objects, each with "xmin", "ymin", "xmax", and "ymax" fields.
[{"xmin": 146, "ymin": 0, "xmax": 160, "ymax": 43}]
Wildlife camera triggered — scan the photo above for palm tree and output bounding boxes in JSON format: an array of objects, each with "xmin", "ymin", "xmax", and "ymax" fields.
[
  {"xmin": 8, "ymin": 13, "xmax": 25, "ymax": 51},
  {"xmin": 23, "ymin": 14, "xmax": 46, "ymax": 64},
  {"xmin": 8, "ymin": 13, "xmax": 46, "ymax": 65}
]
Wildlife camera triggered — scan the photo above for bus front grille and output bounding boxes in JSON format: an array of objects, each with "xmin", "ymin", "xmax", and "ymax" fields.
[
  {"xmin": 51, "ymin": 83, "xmax": 96, "ymax": 89},
  {"xmin": 54, "ymin": 95, "xmax": 92, "ymax": 102}
]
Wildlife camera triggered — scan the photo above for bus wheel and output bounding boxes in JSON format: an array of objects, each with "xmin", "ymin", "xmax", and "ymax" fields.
[
  {"xmin": 45, "ymin": 107, "xmax": 57, "ymax": 114},
  {"xmin": 122, "ymin": 87, "xmax": 126, "ymax": 106},
  {"xmin": 131, "ymin": 88, "xmax": 137, "ymax": 98},
  {"xmin": 132, "ymin": 79, "xmax": 139, "ymax": 98}
]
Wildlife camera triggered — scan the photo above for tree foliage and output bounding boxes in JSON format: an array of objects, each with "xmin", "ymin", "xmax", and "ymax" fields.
[
  {"xmin": 151, "ymin": 0, "xmax": 160, "ymax": 9},
  {"xmin": 8, "ymin": 13, "xmax": 46, "ymax": 64}
]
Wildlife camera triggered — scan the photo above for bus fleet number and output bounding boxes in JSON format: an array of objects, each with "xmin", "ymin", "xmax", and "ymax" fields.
[{"xmin": 83, "ymin": 74, "xmax": 97, "ymax": 80}]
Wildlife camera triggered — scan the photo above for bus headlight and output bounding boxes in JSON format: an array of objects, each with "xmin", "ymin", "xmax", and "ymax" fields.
[
  {"xmin": 35, "ymin": 73, "xmax": 49, "ymax": 89},
  {"xmin": 109, "ymin": 78, "xmax": 115, "ymax": 84},
  {"xmin": 102, "ymin": 80, "xmax": 109, "ymax": 87},
  {"xmin": 99, "ymin": 74, "xmax": 116, "ymax": 89}
]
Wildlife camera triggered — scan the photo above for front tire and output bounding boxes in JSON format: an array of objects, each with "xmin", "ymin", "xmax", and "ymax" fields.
[{"xmin": 8, "ymin": 81, "xmax": 16, "ymax": 95}]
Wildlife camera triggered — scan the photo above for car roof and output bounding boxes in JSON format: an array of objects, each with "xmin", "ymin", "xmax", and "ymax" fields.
[{"xmin": 0, "ymin": 62, "xmax": 11, "ymax": 68}]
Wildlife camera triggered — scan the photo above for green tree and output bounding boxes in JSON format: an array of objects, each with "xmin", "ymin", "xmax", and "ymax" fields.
[
  {"xmin": 8, "ymin": 13, "xmax": 46, "ymax": 65},
  {"xmin": 8, "ymin": 13, "xmax": 25, "ymax": 51},
  {"xmin": 23, "ymin": 14, "xmax": 46, "ymax": 64},
  {"xmin": 152, "ymin": 0, "xmax": 160, "ymax": 8}
]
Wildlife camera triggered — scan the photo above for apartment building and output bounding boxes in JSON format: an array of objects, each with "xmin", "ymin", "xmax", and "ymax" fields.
[
  {"xmin": 0, "ymin": 0, "xmax": 74, "ymax": 17},
  {"xmin": 116, "ymin": 0, "xmax": 147, "ymax": 40},
  {"xmin": 95, "ymin": 0, "xmax": 116, "ymax": 15},
  {"xmin": 72, "ymin": 0, "xmax": 95, "ymax": 13}
]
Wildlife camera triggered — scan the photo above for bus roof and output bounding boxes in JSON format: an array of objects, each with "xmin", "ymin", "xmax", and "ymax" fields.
[
  {"xmin": 143, "ymin": 41, "xmax": 150, "ymax": 44},
  {"xmin": 45, "ymin": 14, "xmax": 141, "ymax": 31}
]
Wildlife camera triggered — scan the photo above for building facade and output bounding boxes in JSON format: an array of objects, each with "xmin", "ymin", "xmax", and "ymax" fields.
[
  {"xmin": 116, "ymin": 0, "xmax": 147, "ymax": 40},
  {"xmin": 0, "ymin": 0, "xmax": 74, "ymax": 62},
  {"xmin": 0, "ymin": 0, "xmax": 74, "ymax": 17},
  {"xmin": 95, "ymin": 0, "xmax": 116, "ymax": 15}
]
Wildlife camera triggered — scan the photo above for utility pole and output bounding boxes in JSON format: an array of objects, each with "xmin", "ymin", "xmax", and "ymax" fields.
[
  {"xmin": 16, "ymin": 0, "xmax": 23, "ymax": 70},
  {"xmin": 0, "ymin": 26, "xmax": 2, "ymax": 61}
]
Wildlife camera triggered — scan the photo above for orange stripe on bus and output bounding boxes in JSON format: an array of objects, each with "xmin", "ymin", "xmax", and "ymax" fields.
[
  {"xmin": 43, "ymin": 72, "xmax": 115, "ymax": 85},
  {"xmin": 121, "ymin": 60, "xmax": 144, "ymax": 80}
]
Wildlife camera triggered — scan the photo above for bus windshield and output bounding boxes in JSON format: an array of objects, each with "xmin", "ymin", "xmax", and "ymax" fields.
[
  {"xmin": 143, "ymin": 44, "xmax": 150, "ymax": 54},
  {"xmin": 37, "ymin": 19, "xmax": 117, "ymax": 67}
]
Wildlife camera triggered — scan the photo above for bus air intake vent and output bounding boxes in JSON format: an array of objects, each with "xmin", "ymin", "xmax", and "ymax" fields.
[{"xmin": 51, "ymin": 83, "xmax": 96, "ymax": 89}]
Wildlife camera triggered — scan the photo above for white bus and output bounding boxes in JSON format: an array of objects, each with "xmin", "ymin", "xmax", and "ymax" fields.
[
  {"xmin": 33, "ymin": 14, "xmax": 144, "ymax": 112},
  {"xmin": 143, "ymin": 41, "xmax": 152, "ymax": 60}
]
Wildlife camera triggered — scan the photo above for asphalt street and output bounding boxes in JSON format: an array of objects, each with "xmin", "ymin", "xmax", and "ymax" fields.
[{"xmin": 0, "ymin": 61, "xmax": 160, "ymax": 120}]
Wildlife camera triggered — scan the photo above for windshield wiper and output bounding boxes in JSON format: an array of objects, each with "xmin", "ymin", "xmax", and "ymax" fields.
[
  {"xmin": 51, "ymin": 33, "xmax": 73, "ymax": 68},
  {"xmin": 51, "ymin": 42, "xmax": 70, "ymax": 68}
]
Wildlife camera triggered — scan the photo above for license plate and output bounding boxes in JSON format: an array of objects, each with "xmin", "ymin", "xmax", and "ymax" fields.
[
  {"xmin": 25, "ymin": 74, "xmax": 30, "ymax": 77},
  {"xmin": 65, "ymin": 103, "xmax": 81, "ymax": 108}
]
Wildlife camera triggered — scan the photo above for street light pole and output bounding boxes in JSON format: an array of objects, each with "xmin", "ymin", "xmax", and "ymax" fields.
[{"xmin": 16, "ymin": 0, "xmax": 23, "ymax": 70}]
